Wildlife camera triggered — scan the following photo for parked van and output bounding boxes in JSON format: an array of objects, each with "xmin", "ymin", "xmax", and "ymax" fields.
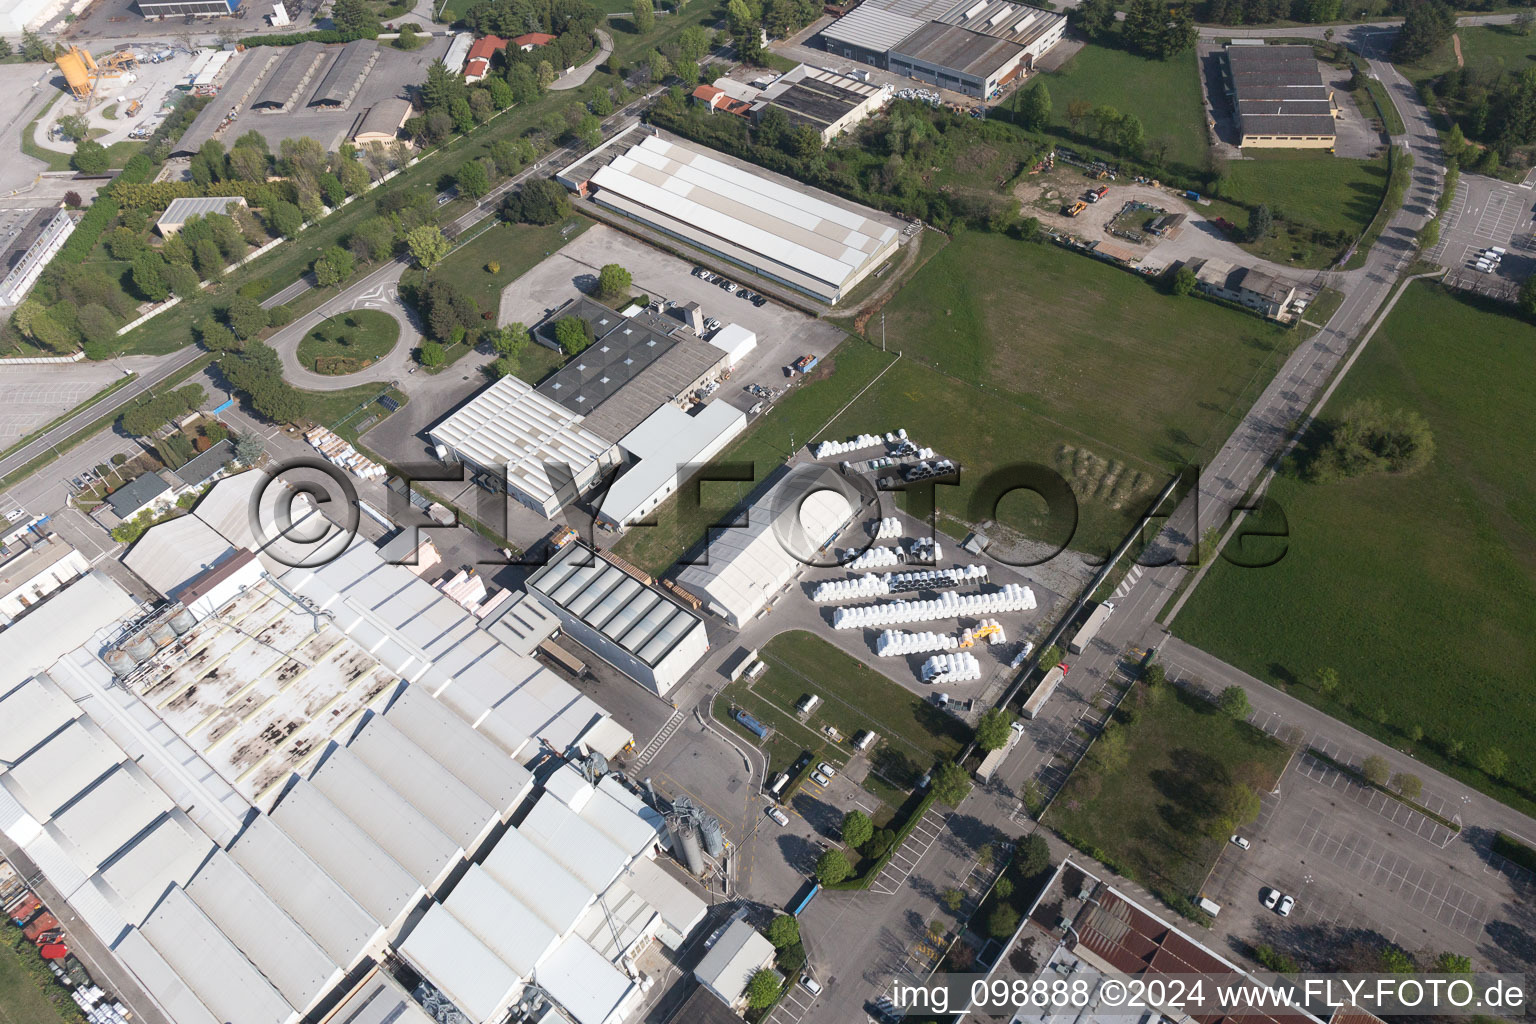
[{"xmin": 797, "ymin": 693, "xmax": 822, "ymax": 715}]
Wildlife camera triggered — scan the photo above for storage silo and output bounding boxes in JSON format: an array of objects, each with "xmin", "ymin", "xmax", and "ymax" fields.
[
  {"xmin": 698, "ymin": 815, "xmax": 725, "ymax": 858},
  {"xmin": 668, "ymin": 815, "xmax": 705, "ymax": 875}
]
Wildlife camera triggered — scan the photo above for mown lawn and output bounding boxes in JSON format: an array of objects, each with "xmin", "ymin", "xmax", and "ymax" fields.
[
  {"xmin": 1174, "ymin": 284, "xmax": 1536, "ymax": 809},
  {"xmin": 400, "ymin": 217, "xmax": 590, "ymax": 326},
  {"xmin": 1219, "ymin": 151, "xmax": 1389, "ymax": 238},
  {"xmin": 714, "ymin": 630, "xmax": 968, "ymax": 814},
  {"xmin": 295, "ymin": 309, "xmax": 399, "ymax": 374},
  {"xmin": 612, "ymin": 338, "xmax": 893, "ymax": 574},
  {"xmin": 1401, "ymin": 23, "xmax": 1536, "ymax": 85},
  {"xmin": 1046, "ymin": 683, "xmax": 1290, "ymax": 913},
  {"xmin": 1043, "ymin": 42, "xmax": 1207, "ymax": 171},
  {"xmin": 0, "ymin": 924, "xmax": 84, "ymax": 1024}
]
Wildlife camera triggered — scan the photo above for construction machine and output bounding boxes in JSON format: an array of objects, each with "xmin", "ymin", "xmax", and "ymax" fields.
[{"xmin": 55, "ymin": 46, "xmax": 137, "ymax": 102}]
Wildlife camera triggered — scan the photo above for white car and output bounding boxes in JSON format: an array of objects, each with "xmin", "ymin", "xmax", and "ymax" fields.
[
  {"xmin": 767, "ymin": 806, "xmax": 789, "ymax": 826},
  {"xmin": 816, "ymin": 762, "xmax": 838, "ymax": 778},
  {"xmin": 1262, "ymin": 887, "xmax": 1281, "ymax": 911},
  {"xmin": 1230, "ymin": 835, "xmax": 1251, "ymax": 850},
  {"xmin": 810, "ymin": 770, "xmax": 831, "ymax": 787},
  {"xmin": 800, "ymin": 975, "xmax": 822, "ymax": 996},
  {"xmin": 1277, "ymin": 894, "xmax": 1295, "ymax": 917}
]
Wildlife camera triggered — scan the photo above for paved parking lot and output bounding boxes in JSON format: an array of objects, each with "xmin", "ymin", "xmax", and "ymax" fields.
[
  {"xmin": 1426, "ymin": 173, "xmax": 1536, "ymax": 301},
  {"xmin": 0, "ymin": 363, "xmax": 136, "ymax": 444}
]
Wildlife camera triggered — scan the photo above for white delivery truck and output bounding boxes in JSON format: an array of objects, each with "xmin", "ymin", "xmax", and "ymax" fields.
[{"xmin": 1068, "ymin": 602, "xmax": 1114, "ymax": 655}]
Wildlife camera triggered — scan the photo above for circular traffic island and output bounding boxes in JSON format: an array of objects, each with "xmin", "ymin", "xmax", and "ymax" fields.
[{"xmin": 296, "ymin": 310, "xmax": 399, "ymax": 375}]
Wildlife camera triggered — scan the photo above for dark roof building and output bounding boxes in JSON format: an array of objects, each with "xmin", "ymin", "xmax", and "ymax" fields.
[
  {"xmin": 308, "ymin": 38, "xmax": 378, "ymax": 108},
  {"xmin": 1224, "ymin": 44, "xmax": 1336, "ymax": 148},
  {"xmin": 173, "ymin": 439, "xmax": 234, "ymax": 489},
  {"xmin": 137, "ymin": 0, "xmax": 238, "ymax": 20},
  {"xmin": 252, "ymin": 41, "xmax": 327, "ymax": 111},
  {"xmin": 751, "ymin": 64, "xmax": 893, "ymax": 143},
  {"xmin": 107, "ymin": 474, "xmax": 172, "ymax": 520}
]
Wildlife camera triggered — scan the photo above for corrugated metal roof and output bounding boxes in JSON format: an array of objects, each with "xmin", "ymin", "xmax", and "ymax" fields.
[
  {"xmin": 308, "ymin": 745, "xmax": 463, "ymax": 888},
  {"xmin": 621, "ymin": 855, "xmax": 706, "ymax": 937},
  {"xmin": 309, "ymin": 38, "xmax": 376, "ymax": 105},
  {"xmin": 184, "ymin": 850, "xmax": 342, "ymax": 1011},
  {"xmin": 536, "ymin": 934, "xmax": 635, "ymax": 1024},
  {"xmin": 122, "ymin": 514, "xmax": 237, "ymax": 599},
  {"xmin": 0, "ymin": 573, "xmax": 137, "ymax": 695},
  {"xmin": 382, "ymin": 685, "xmax": 534, "ymax": 812},
  {"xmin": 822, "ymin": 2, "xmax": 929, "ymax": 51},
  {"xmin": 695, "ymin": 919, "xmax": 774, "ymax": 1000},
  {"xmin": 347, "ymin": 713, "xmax": 497, "ymax": 849},
  {"xmin": 155, "ymin": 196, "xmax": 248, "ymax": 229},
  {"xmin": 397, "ymin": 906, "xmax": 523, "ymax": 1024},
  {"xmin": 321, "ymin": 972, "xmax": 438, "ymax": 1024},
  {"xmin": 95, "ymin": 809, "xmax": 213, "ymax": 927},
  {"xmin": 0, "ymin": 676, "xmax": 79, "ymax": 764},
  {"xmin": 253, "ymin": 40, "xmax": 326, "ymax": 109},
  {"xmin": 48, "ymin": 763, "xmax": 172, "ymax": 871},
  {"xmin": 139, "ymin": 887, "xmax": 298, "ymax": 1024},
  {"xmin": 267, "ymin": 779, "xmax": 424, "ymax": 928},
  {"xmin": 441, "ymin": 864, "xmax": 560, "ymax": 976},
  {"xmin": 226, "ymin": 815, "xmax": 382, "ymax": 967},
  {"xmin": 890, "ymin": 20, "xmax": 1023, "ymax": 77},
  {"xmin": 113, "ymin": 927, "xmax": 221, "ymax": 1024},
  {"xmin": 480, "ymin": 826, "xmax": 594, "ymax": 935},
  {"xmin": 600, "ymin": 402, "xmax": 747, "ymax": 527},
  {"xmin": 518, "ymin": 796, "xmax": 630, "ymax": 892}
]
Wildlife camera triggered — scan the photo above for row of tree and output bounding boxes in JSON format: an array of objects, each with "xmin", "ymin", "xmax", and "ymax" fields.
[
  {"xmin": 119, "ymin": 384, "xmax": 206, "ymax": 437},
  {"xmin": 1071, "ymin": 0, "xmax": 1197, "ymax": 59}
]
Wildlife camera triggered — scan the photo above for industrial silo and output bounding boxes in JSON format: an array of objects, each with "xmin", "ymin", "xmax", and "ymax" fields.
[
  {"xmin": 668, "ymin": 815, "xmax": 705, "ymax": 875},
  {"xmin": 168, "ymin": 607, "xmax": 198, "ymax": 635},
  {"xmin": 698, "ymin": 815, "xmax": 725, "ymax": 859}
]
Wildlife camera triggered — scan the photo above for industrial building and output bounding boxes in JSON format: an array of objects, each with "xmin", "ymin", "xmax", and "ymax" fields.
[
  {"xmin": 565, "ymin": 129, "xmax": 903, "ymax": 304},
  {"xmin": 1223, "ymin": 44, "xmax": 1337, "ymax": 149},
  {"xmin": 155, "ymin": 195, "xmax": 248, "ymax": 236},
  {"xmin": 596, "ymin": 401, "xmax": 748, "ymax": 530},
  {"xmin": 428, "ymin": 373, "xmax": 623, "ymax": 518},
  {"xmin": 0, "ymin": 207, "xmax": 76, "ymax": 307},
  {"xmin": 752, "ymin": 64, "xmax": 893, "ymax": 144},
  {"xmin": 1183, "ymin": 257, "xmax": 1298, "ymax": 319},
  {"xmin": 694, "ymin": 918, "xmax": 775, "ymax": 1011},
  {"xmin": 137, "ymin": 0, "xmax": 236, "ymax": 18},
  {"xmin": 820, "ymin": 0, "xmax": 1065, "ymax": 98},
  {"xmin": 676, "ymin": 467, "xmax": 859, "ymax": 626},
  {"xmin": 0, "ymin": 532, "xmax": 89, "ymax": 626},
  {"xmin": 352, "ymin": 96, "xmax": 414, "ymax": 146},
  {"xmin": 525, "ymin": 541, "xmax": 710, "ymax": 695}
]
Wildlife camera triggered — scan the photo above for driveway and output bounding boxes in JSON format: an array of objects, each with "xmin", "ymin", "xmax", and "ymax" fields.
[
  {"xmin": 551, "ymin": 28, "xmax": 613, "ymax": 91},
  {"xmin": 267, "ymin": 260, "xmax": 420, "ymax": 391}
]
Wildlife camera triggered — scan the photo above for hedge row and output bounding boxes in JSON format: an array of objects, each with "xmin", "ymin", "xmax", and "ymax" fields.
[
  {"xmin": 55, "ymin": 152, "xmax": 159, "ymax": 264},
  {"xmin": 1493, "ymin": 832, "xmax": 1536, "ymax": 874},
  {"xmin": 826, "ymin": 789, "xmax": 939, "ymax": 891},
  {"xmin": 239, "ymin": 27, "xmax": 376, "ymax": 46},
  {"xmin": 105, "ymin": 180, "xmax": 293, "ymax": 211}
]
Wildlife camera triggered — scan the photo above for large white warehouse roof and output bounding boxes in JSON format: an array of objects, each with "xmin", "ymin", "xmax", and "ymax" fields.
[{"xmin": 588, "ymin": 134, "xmax": 901, "ymax": 303}]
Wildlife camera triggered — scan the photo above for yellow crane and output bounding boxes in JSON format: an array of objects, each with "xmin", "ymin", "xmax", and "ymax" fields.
[{"xmin": 55, "ymin": 46, "xmax": 137, "ymax": 102}]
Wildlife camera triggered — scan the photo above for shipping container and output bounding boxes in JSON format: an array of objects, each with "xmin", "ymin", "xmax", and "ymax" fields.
[
  {"xmin": 1068, "ymin": 602, "xmax": 1114, "ymax": 655},
  {"xmin": 1021, "ymin": 665, "xmax": 1067, "ymax": 719},
  {"xmin": 734, "ymin": 708, "xmax": 770, "ymax": 739}
]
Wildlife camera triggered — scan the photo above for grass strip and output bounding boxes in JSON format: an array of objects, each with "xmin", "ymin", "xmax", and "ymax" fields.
[{"xmin": 1304, "ymin": 747, "xmax": 1461, "ymax": 832}]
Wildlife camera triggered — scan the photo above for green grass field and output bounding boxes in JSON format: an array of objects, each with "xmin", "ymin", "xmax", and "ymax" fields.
[
  {"xmin": 1402, "ymin": 24, "xmax": 1536, "ymax": 84},
  {"xmin": 1220, "ymin": 152, "xmax": 1389, "ymax": 237},
  {"xmin": 1174, "ymin": 284, "xmax": 1536, "ymax": 805},
  {"xmin": 714, "ymin": 631, "xmax": 968, "ymax": 814},
  {"xmin": 295, "ymin": 310, "xmax": 399, "ymax": 373},
  {"xmin": 0, "ymin": 926, "xmax": 84, "ymax": 1024},
  {"xmin": 613, "ymin": 338, "xmax": 895, "ymax": 574},
  {"xmin": 1044, "ymin": 43, "xmax": 1207, "ymax": 171},
  {"xmin": 1046, "ymin": 684, "xmax": 1290, "ymax": 912},
  {"xmin": 859, "ymin": 232, "xmax": 1294, "ymax": 552}
]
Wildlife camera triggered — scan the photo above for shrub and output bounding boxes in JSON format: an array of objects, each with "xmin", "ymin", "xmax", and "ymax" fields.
[
  {"xmin": 987, "ymin": 905, "xmax": 1020, "ymax": 940},
  {"xmin": 766, "ymin": 915, "xmax": 799, "ymax": 949},
  {"xmin": 841, "ymin": 810, "xmax": 873, "ymax": 849}
]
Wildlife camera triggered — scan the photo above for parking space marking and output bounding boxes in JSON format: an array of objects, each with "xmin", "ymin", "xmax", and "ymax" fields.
[
  {"xmin": 870, "ymin": 807, "xmax": 948, "ymax": 895},
  {"xmin": 1296, "ymin": 809, "xmax": 1487, "ymax": 939},
  {"xmin": 1294, "ymin": 750, "xmax": 1455, "ymax": 847},
  {"xmin": 767, "ymin": 979, "xmax": 817, "ymax": 1024}
]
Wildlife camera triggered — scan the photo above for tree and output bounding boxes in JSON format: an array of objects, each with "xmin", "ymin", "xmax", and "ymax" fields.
[
  {"xmin": 1117, "ymin": 114, "xmax": 1145, "ymax": 157},
  {"xmin": 1037, "ymin": 645, "xmax": 1062, "ymax": 673},
  {"xmin": 1248, "ymin": 204, "xmax": 1273, "ymax": 241},
  {"xmin": 225, "ymin": 295, "xmax": 270, "ymax": 340},
  {"xmin": 394, "ymin": 22, "xmax": 424, "ymax": 49},
  {"xmin": 679, "ymin": 24, "xmax": 709, "ymax": 62},
  {"xmin": 865, "ymin": 828, "xmax": 895, "ymax": 860},
  {"xmin": 233, "ymin": 431, "xmax": 266, "ymax": 464},
  {"xmin": 842, "ymin": 809, "xmax": 873, "ymax": 848},
  {"xmin": 1018, "ymin": 81, "xmax": 1051, "ymax": 132},
  {"xmin": 576, "ymin": 112, "xmax": 603, "ymax": 149},
  {"xmin": 1392, "ymin": 0, "xmax": 1455, "ymax": 61},
  {"xmin": 1016, "ymin": 832, "xmax": 1051, "ymax": 877},
  {"xmin": 1210, "ymin": 783, "xmax": 1261, "ymax": 837},
  {"xmin": 745, "ymin": 968, "xmax": 782, "ymax": 1010},
  {"xmin": 1217, "ymin": 685, "xmax": 1251, "ymax": 719},
  {"xmin": 331, "ymin": 0, "xmax": 381, "ymax": 36},
  {"xmin": 975, "ymin": 708, "xmax": 1015, "ymax": 752},
  {"xmin": 1381, "ymin": 946, "xmax": 1415, "ymax": 973},
  {"xmin": 777, "ymin": 941, "xmax": 806, "ymax": 973},
  {"xmin": 132, "ymin": 254, "xmax": 170, "ymax": 303},
  {"xmin": 456, "ymin": 159, "xmax": 491, "ymax": 200},
  {"xmin": 350, "ymin": 216, "xmax": 396, "ymax": 263},
  {"xmin": 647, "ymin": 49, "xmax": 672, "ymax": 82},
  {"xmin": 1392, "ymin": 772, "xmax": 1423, "ymax": 800},
  {"xmin": 633, "ymin": 0, "xmax": 655, "ymax": 33},
  {"xmin": 313, "ymin": 246, "xmax": 355, "ymax": 287},
  {"xmin": 1418, "ymin": 218, "xmax": 1439, "ymax": 250},
  {"xmin": 63, "ymin": 190, "xmax": 82, "ymax": 209},
  {"xmin": 0, "ymin": 37, "xmax": 10, "ymax": 58},
  {"xmin": 267, "ymin": 303, "xmax": 295, "ymax": 328},
  {"xmin": 1306, "ymin": 399, "xmax": 1435, "ymax": 480},
  {"xmin": 1313, "ymin": 666, "xmax": 1340, "ymax": 695},
  {"xmin": 1066, "ymin": 99, "xmax": 1092, "ymax": 133},
  {"xmin": 987, "ymin": 904, "xmax": 1020, "ymax": 940},
  {"xmin": 536, "ymin": 61, "xmax": 556, "ymax": 90},
  {"xmin": 596, "ymin": 263, "xmax": 632, "ymax": 301},
  {"xmin": 1477, "ymin": 746, "xmax": 1509, "ymax": 779},
  {"xmin": 72, "ymin": 139, "xmax": 109, "ymax": 174},
  {"xmin": 406, "ymin": 225, "xmax": 451, "ymax": 269},
  {"xmin": 1517, "ymin": 9, "xmax": 1536, "ymax": 35},
  {"xmin": 1361, "ymin": 754, "xmax": 1391, "ymax": 786},
  {"xmin": 419, "ymin": 341, "xmax": 446, "ymax": 367},
  {"xmin": 267, "ymin": 201, "xmax": 304, "ymax": 237},
  {"xmin": 1433, "ymin": 952, "xmax": 1472, "ymax": 973},
  {"xmin": 815, "ymin": 847, "xmax": 851, "ymax": 885},
  {"xmin": 1520, "ymin": 274, "xmax": 1536, "ymax": 319},
  {"xmin": 20, "ymin": 29, "xmax": 50, "ymax": 62},
  {"xmin": 766, "ymin": 915, "xmax": 799, "ymax": 949},
  {"xmin": 502, "ymin": 178, "xmax": 571, "ymax": 225},
  {"xmin": 58, "ymin": 113, "xmax": 88, "ymax": 141},
  {"xmin": 930, "ymin": 761, "xmax": 972, "ymax": 807},
  {"xmin": 1071, "ymin": 0, "xmax": 1115, "ymax": 39},
  {"xmin": 554, "ymin": 315, "xmax": 595, "ymax": 353},
  {"xmin": 493, "ymin": 322, "xmax": 528, "ymax": 358},
  {"xmin": 1171, "ymin": 265, "xmax": 1198, "ymax": 296},
  {"xmin": 994, "ymin": 876, "xmax": 1014, "ymax": 901}
]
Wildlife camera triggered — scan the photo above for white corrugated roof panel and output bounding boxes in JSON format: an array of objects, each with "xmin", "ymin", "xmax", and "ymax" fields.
[
  {"xmin": 518, "ymin": 796, "xmax": 630, "ymax": 893},
  {"xmin": 139, "ymin": 886, "xmax": 298, "ymax": 1024},
  {"xmin": 383, "ymin": 685, "xmax": 533, "ymax": 813},
  {"xmin": 321, "ymin": 971, "xmax": 437, "ymax": 1024},
  {"xmin": 122, "ymin": 515, "xmax": 237, "ymax": 599},
  {"xmin": 709, "ymin": 324, "xmax": 757, "ymax": 365},
  {"xmin": 397, "ymin": 905, "xmax": 523, "ymax": 1024},
  {"xmin": 267, "ymin": 779, "xmax": 424, "ymax": 928},
  {"xmin": 578, "ymin": 787, "xmax": 664, "ymax": 858},
  {"xmin": 308, "ymin": 746, "xmax": 463, "ymax": 888},
  {"xmin": 821, "ymin": 2, "xmax": 929, "ymax": 53},
  {"xmin": 184, "ymin": 850, "xmax": 343, "ymax": 1011},
  {"xmin": 48, "ymin": 764, "xmax": 172, "ymax": 870},
  {"xmin": 442, "ymin": 865, "xmax": 560, "ymax": 976},
  {"xmin": 113, "ymin": 927, "xmax": 221, "ymax": 1024},
  {"xmin": 0, "ymin": 676, "xmax": 78, "ymax": 763},
  {"xmin": 536, "ymin": 934, "xmax": 635, "ymax": 1024},
  {"xmin": 227, "ymin": 815, "xmax": 381, "ymax": 967},
  {"xmin": 543, "ymin": 763, "xmax": 594, "ymax": 811},
  {"xmin": 96, "ymin": 809, "xmax": 213, "ymax": 927},
  {"xmin": 2, "ymin": 717, "xmax": 121, "ymax": 820},
  {"xmin": 480, "ymin": 827, "xmax": 594, "ymax": 935},
  {"xmin": 0, "ymin": 573, "xmax": 137, "ymax": 695},
  {"xmin": 347, "ymin": 714, "xmax": 498, "ymax": 849},
  {"xmin": 621, "ymin": 855, "xmax": 706, "ymax": 939}
]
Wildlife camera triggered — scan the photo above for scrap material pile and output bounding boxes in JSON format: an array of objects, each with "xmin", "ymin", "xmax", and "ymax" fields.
[
  {"xmin": 921, "ymin": 652, "xmax": 982, "ymax": 683},
  {"xmin": 305, "ymin": 426, "xmax": 385, "ymax": 480},
  {"xmin": 831, "ymin": 584, "xmax": 1036, "ymax": 629}
]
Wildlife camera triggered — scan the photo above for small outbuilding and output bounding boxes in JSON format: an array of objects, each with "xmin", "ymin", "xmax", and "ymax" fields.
[{"xmin": 156, "ymin": 196, "xmax": 248, "ymax": 236}]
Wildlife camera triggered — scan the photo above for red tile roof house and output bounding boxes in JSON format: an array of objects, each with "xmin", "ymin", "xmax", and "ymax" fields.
[
  {"xmin": 463, "ymin": 35, "xmax": 508, "ymax": 82},
  {"xmin": 512, "ymin": 32, "xmax": 557, "ymax": 50},
  {"xmin": 690, "ymin": 84, "xmax": 752, "ymax": 117}
]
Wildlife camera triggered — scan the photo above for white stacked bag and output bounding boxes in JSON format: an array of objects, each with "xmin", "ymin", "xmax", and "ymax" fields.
[
  {"xmin": 814, "ymin": 433, "xmax": 884, "ymax": 459},
  {"xmin": 922, "ymin": 652, "xmax": 982, "ymax": 683},
  {"xmin": 906, "ymin": 537, "xmax": 942, "ymax": 562},
  {"xmin": 960, "ymin": 619, "xmax": 1007, "ymax": 646},
  {"xmin": 875, "ymin": 630, "xmax": 958, "ymax": 656},
  {"xmin": 813, "ymin": 573, "xmax": 890, "ymax": 603},
  {"xmin": 870, "ymin": 516, "xmax": 902, "ymax": 539},
  {"xmin": 848, "ymin": 545, "xmax": 901, "ymax": 570},
  {"xmin": 832, "ymin": 584, "xmax": 1037, "ymax": 629}
]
